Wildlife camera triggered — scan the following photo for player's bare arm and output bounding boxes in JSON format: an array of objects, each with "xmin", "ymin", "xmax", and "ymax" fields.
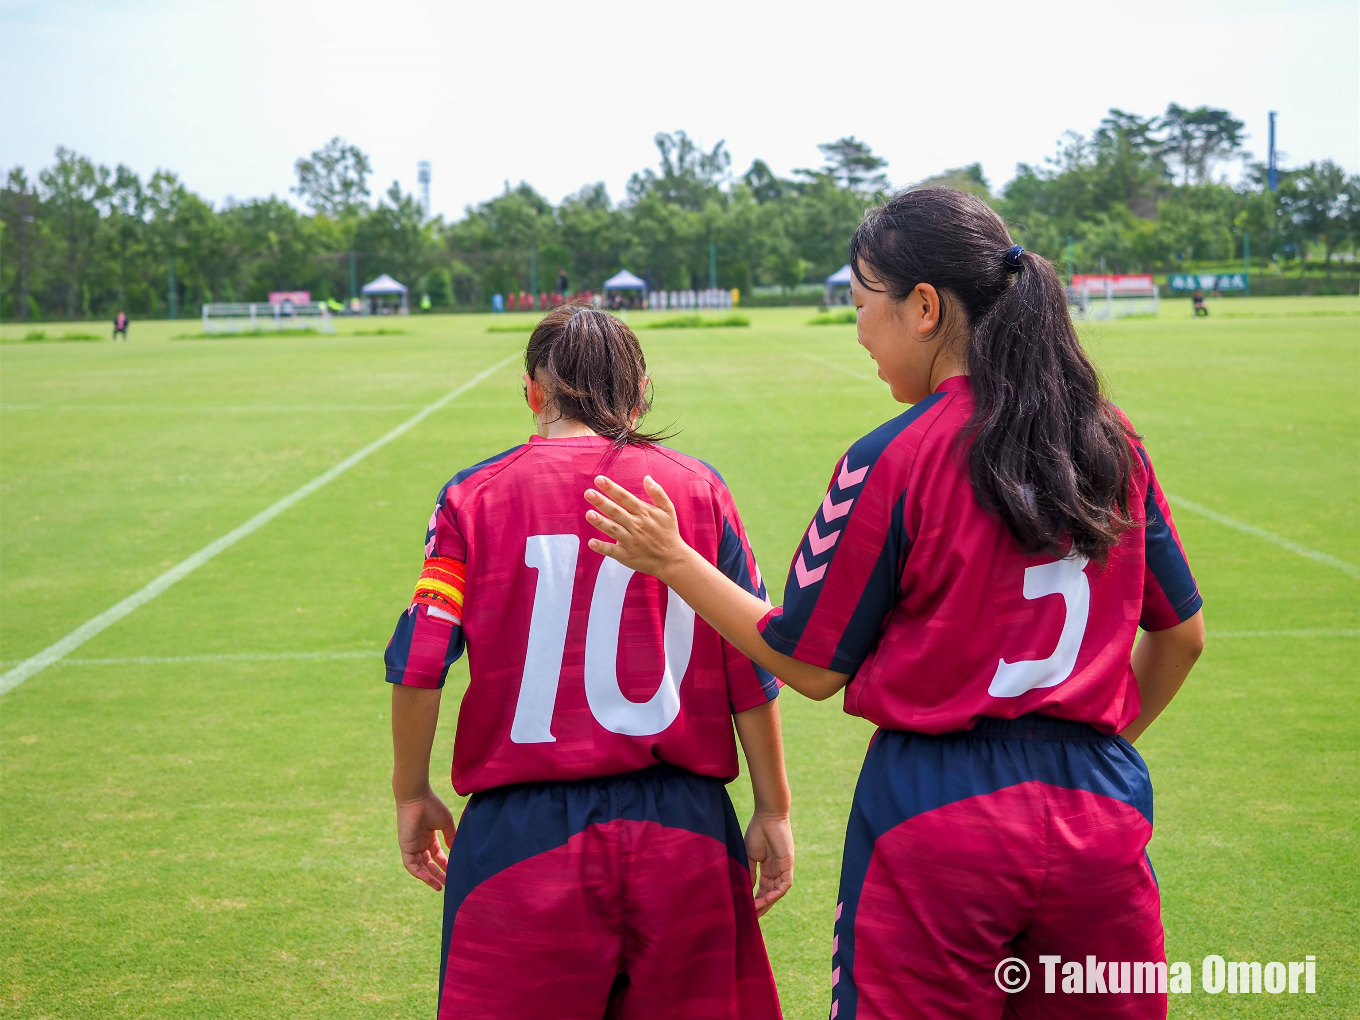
[
  {"xmin": 585, "ymin": 474, "xmax": 851, "ymax": 701},
  {"xmin": 391, "ymin": 685, "xmax": 456, "ymax": 891},
  {"xmin": 1121, "ymin": 611, "xmax": 1206, "ymax": 744},
  {"xmin": 733, "ymin": 699, "xmax": 794, "ymax": 917}
]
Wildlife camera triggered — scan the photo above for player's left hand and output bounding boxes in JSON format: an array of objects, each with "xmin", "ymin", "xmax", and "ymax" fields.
[
  {"xmin": 395, "ymin": 789, "xmax": 456, "ymax": 892},
  {"xmin": 745, "ymin": 812, "xmax": 794, "ymax": 917}
]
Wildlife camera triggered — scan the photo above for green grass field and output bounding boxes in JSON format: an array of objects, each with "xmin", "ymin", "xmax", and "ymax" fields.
[{"xmin": 2, "ymin": 299, "xmax": 1357, "ymax": 1018}]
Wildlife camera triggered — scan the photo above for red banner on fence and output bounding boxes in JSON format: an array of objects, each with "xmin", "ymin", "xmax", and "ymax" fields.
[
  {"xmin": 268, "ymin": 291, "xmax": 311, "ymax": 305},
  {"xmin": 1071, "ymin": 275, "xmax": 1154, "ymax": 294}
]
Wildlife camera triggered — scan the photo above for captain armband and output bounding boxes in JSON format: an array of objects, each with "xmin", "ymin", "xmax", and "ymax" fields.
[{"xmin": 410, "ymin": 556, "xmax": 466, "ymax": 624}]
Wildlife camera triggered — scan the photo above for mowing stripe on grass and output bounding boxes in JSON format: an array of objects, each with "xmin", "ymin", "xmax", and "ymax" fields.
[
  {"xmin": 1213, "ymin": 629, "xmax": 1359, "ymax": 638},
  {"xmin": 0, "ymin": 651, "xmax": 385, "ymax": 669},
  {"xmin": 3, "ymin": 628, "xmax": 1353, "ymax": 671},
  {"xmin": 0, "ymin": 353, "xmax": 519, "ymax": 698},
  {"xmin": 1167, "ymin": 494, "xmax": 1360, "ymax": 580}
]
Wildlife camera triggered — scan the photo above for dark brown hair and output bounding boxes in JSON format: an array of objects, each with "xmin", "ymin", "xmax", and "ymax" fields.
[
  {"xmin": 849, "ymin": 188, "xmax": 1135, "ymax": 562},
  {"xmin": 524, "ymin": 305, "xmax": 668, "ymax": 445}
]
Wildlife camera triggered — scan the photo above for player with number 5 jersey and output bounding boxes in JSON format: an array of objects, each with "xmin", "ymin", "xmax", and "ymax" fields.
[
  {"xmin": 586, "ymin": 190, "xmax": 1206, "ymax": 1020},
  {"xmin": 385, "ymin": 305, "xmax": 790, "ymax": 1020}
]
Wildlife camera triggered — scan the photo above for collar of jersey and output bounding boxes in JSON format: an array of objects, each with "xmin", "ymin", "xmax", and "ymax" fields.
[
  {"xmin": 528, "ymin": 433, "xmax": 615, "ymax": 446},
  {"xmin": 934, "ymin": 374, "xmax": 970, "ymax": 393}
]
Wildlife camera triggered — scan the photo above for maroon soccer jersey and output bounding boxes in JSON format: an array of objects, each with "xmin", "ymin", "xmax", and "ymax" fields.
[
  {"xmin": 386, "ymin": 435, "xmax": 777, "ymax": 795},
  {"xmin": 759, "ymin": 376, "xmax": 1201, "ymax": 735}
]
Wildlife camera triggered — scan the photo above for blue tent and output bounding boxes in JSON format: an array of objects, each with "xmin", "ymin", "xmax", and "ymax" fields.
[{"xmin": 825, "ymin": 263, "xmax": 853, "ymax": 305}]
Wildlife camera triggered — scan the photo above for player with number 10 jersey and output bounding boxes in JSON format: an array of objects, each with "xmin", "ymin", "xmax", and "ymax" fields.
[{"xmin": 385, "ymin": 306, "xmax": 789, "ymax": 1020}]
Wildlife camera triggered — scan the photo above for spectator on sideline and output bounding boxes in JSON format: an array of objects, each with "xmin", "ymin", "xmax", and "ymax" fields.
[
  {"xmin": 1193, "ymin": 288, "xmax": 1208, "ymax": 317},
  {"xmin": 112, "ymin": 310, "xmax": 128, "ymax": 342}
]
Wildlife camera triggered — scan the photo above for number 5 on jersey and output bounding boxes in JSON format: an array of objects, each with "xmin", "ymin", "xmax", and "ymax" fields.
[{"xmin": 510, "ymin": 534, "xmax": 696, "ymax": 744}]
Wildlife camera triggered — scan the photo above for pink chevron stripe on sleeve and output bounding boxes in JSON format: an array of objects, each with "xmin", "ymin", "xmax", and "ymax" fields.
[
  {"xmin": 794, "ymin": 553, "xmax": 828, "ymax": 588},
  {"xmin": 822, "ymin": 491, "xmax": 854, "ymax": 522},
  {"xmin": 807, "ymin": 519, "xmax": 841, "ymax": 555},
  {"xmin": 837, "ymin": 458, "xmax": 869, "ymax": 489}
]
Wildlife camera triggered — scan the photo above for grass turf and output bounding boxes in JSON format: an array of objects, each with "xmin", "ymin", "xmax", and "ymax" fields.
[{"xmin": 2, "ymin": 299, "xmax": 1357, "ymax": 1018}]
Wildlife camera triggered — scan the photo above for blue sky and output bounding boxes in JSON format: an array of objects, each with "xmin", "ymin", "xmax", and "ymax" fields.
[{"xmin": 2, "ymin": 0, "xmax": 1355, "ymax": 219}]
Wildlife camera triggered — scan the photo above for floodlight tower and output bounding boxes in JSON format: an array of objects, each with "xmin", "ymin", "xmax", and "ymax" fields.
[
  {"xmin": 417, "ymin": 161, "xmax": 432, "ymax": 218},
  {"xmin": 1267, "ymin": 112, "xmax": 1278, "ymax": 192}
]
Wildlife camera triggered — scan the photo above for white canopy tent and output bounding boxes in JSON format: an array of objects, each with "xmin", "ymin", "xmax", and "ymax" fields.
[
  {"xmin": 825, "ymin": 264, "xmax": 853, "ymax": 305},
  {"xmin": 602, "ymin": 269, "xmax": 647, "ymax": 310},
  {"xmin": 361, "ymin": 273, "xmax": 409, "ymax": 315},
  {"xmin": 602, "ymin": 269, "xmax": 646, "ymax": 290}
]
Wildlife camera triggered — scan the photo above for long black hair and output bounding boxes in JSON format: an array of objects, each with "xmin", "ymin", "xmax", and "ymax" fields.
[
  {"xmin": 849, "ymin": 187, "xmax": 1135, "ymax": 561},
  {"xmin": 525, "ymin": 305, "xmax": 670, "ymax": 445}
]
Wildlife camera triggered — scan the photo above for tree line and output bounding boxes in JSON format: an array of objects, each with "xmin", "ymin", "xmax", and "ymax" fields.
[{"xmin": 2, "ymin": 105, "xmax": 1357, "ymax": 320}]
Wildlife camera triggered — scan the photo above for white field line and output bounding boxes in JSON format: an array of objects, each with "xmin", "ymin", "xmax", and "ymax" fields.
[
  {"xmin": 0, "ymin": 353, "xmax": 518, "ymax": 698},
  {"xmin": 1166, "ymin": 495, "xmax": 1360, "ymax": 580},
  {"xmin": 792, "ymin": 351, "xmax": 879, "ymax": 382}
]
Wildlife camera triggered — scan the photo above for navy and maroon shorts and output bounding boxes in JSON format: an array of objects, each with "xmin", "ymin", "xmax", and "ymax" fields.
[
  {"xmin": 438, "ymin": 765, "xmax": 781, "ymax": 1019},
  {"xmin": 831, "ymin": 715, "xmax": 1164, "ymax": 1020}
]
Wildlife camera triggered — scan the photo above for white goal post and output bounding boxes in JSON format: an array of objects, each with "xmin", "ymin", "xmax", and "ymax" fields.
[
  {"xmin": 1066, "ymin": 274, "xmax": 1159, "ymax": 321},
  {"xmin": 201, "ymin": 300, "xmax": 334, "ymax": 334}
]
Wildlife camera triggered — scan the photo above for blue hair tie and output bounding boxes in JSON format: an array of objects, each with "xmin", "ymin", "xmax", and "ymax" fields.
[{"xmin": 1004, "ymin": 245, "xmax": 1025, "ymax": 272}]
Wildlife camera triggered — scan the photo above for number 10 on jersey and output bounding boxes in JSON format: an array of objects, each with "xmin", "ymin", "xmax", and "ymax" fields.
[{"xmin": 510, "ymin": 535, "xmax": 697, "ymax": 744}]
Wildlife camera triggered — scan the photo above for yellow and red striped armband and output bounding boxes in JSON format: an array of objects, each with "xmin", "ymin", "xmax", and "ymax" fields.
[{"xmin": 411, "ymin": 556, "xmax": 466, "ymax": 622}]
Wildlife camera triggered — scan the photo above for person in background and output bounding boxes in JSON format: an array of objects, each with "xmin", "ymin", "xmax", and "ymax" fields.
[
  {"xmin": 491, "ymin": 293, "xmax": 504, "ymax": 314},
  {"xmin": 558, "ymin": 267, "xmax": 569, "ymax": 296},
  {"xmin": 112, "ymin": 310, "xmax": 128, "ymax": 342},
  {"xmin": 420, "ymin": 293, "xmax": 433, "ymax": 312},
  {"xmin": 1193, "ymin": 288, "xmax": 1208, "ymax": 317}
]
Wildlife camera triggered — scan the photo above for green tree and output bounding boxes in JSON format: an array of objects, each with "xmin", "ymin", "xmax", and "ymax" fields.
[
  {"xmin": 422, "ymin": 266, "xmax": 452, "ymax": 306},
  {"xmin": 39, "ymin": 147, "xmax": 101, "ymax": 317},
  {"xmin": 1, "ymin": 168, "xmax": 40, "ymax": 320},
  {"xmin": 292, "ymin": 137, "xmax": 372, "ymax": 217},
  {"xmin": 1160, "ymin": 104, "xmax": 1245, "ymax": 185},
  {"xmin": 355, "ymin": 182, "xmax": 435, "ymax": 289},
  {"xmin": 627, "ymin": 131, "xmax": 731, "ymax": 211},
  {"xmin": 914, "ymin": 163, "xmax": 991, "ymax": 199},
  {"xmin": 97, "ymin": 165, "xmax": 145, "ymax": 311},
  {"xmin": 815, "ymin": 137, "xmax": 889, "ymax": 193},
  {"xmin": 1280, "ymin": 160, "xmax": 1352, "ymax": 273}
]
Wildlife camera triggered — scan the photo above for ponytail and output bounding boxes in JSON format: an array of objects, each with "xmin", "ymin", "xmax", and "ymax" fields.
[{"xmin": 849, "ymin": 188, "xmax": 1135, "ymax": 561}]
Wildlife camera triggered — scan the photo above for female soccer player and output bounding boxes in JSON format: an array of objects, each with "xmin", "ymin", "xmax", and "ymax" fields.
[
  {"xmin": 386, "ymin": 305, "xmax": 792, "ymax": 1020},
  {"xmin": 584, "ymin": 189, "xmax": 1206, "ymax": 1019}
]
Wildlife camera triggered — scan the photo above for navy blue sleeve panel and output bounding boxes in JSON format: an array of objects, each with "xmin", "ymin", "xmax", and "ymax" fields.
[
  {"xmin": 716, "ymin": 516, "xmax": 778, "ymax": 703},
  {"xmin": 828, "ymin": 491, "xmax": 910, "ymax": 674},
  {"xmin": 385, "ymin": 604, "xmax": 466, "ymax": 688},
  {"xmin": 760, "ymin": 393, "xmax": 944, "ymax": 671},
  {"xmin": 1133, "ymin": 445, "xmax": 1203, "ymax": 630}
]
